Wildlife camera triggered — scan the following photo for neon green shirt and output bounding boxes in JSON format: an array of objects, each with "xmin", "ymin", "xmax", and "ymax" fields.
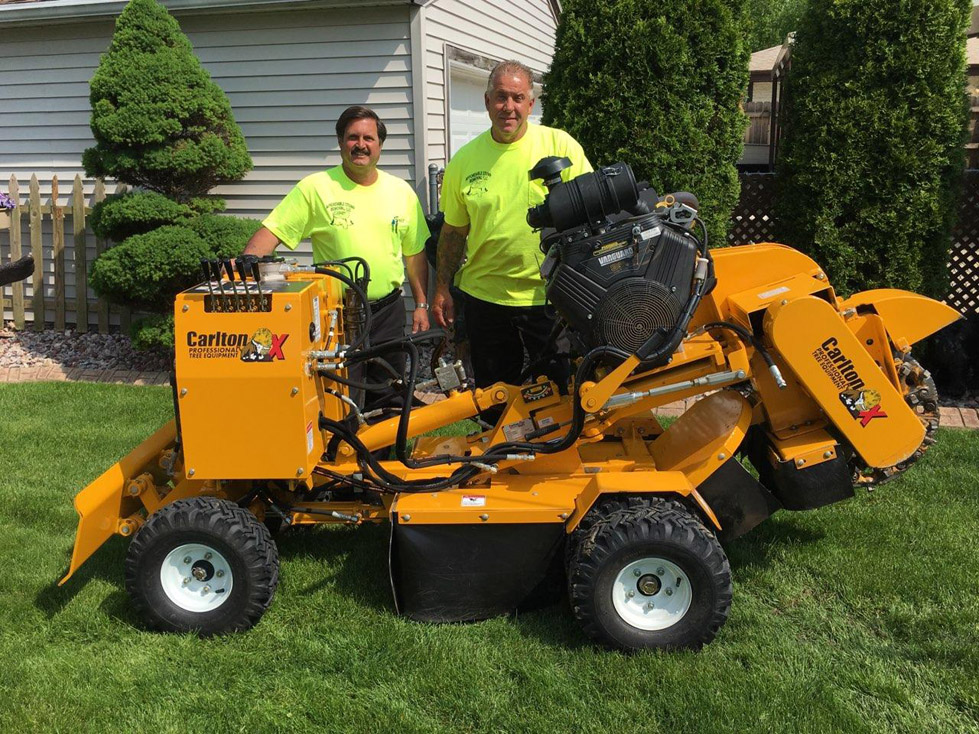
[
  {"xmin": 263, "ymin": 166, "xmax": 429, "ymax": 300},
  {"xmin": 441, "ymin": 123, "xmax": 592, "ymax": 306}
]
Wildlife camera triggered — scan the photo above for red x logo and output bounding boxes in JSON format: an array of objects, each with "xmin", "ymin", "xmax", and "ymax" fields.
[
  {"xmin": 268, "ymin": 333, "xmax": 289, "ymax": 360},
  {"xmin": 858, "ymin": 404, "xmax": 887, "ymax": 427}
]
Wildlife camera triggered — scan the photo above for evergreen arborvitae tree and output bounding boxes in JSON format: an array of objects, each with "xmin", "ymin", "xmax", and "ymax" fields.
[
  {"xmin": 775, "ymin": 0, "xmax": 971, "ymax": 298},
  {"xmin": 83, "ymin": 0, "xmax": 251, "ymax": 200},
  {"xmin": 542, "ymin": 0, "xmax": 749, "ymax": 247},
  {"xmin": 84, "ymin": 0, "xmax": 257, "ymax": 349}
]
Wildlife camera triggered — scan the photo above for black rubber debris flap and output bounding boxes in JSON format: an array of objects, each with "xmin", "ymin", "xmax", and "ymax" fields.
[{"xmin": 390, "ymin": 520, "xmax": 565, "ymax": 623}]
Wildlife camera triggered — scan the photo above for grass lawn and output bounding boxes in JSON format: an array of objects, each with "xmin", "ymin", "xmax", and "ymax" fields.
[{"xmin": 1, "ymin": 381, "xmax": 978, "ymax": 733}]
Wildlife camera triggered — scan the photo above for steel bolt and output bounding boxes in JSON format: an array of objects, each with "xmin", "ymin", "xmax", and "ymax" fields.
[
  {"xmin": 480, "ymin": 514, "xmax": 489, "ymax": 522},
  {"xmin": 216, "ymin": 570, "xmax": 224, "ymax": 578},
  {"xmin": 296, "ymin": 468, "xmax": 304, "ymax": 476},
  {"xmin": 182, "ymin": 305, "xmax": 189, "ymax": 312},
  {"xmin": 202, "ymin": 586, "xmax": 210, "ymax": 593},
  {"xmin": 718, "ymin": 452, "xmax": 727, "ymax": 461},
  {"xmin": 285, "ymin": 304, "xmax": 292, "ymax": 311},
  {"xmin": 634, "ymin": 569, "xmax": 642, "ymax": 577},
  {"xmin": 291, "ymin": 387, "xmax": 299, "ymax": 396},
  {"xmin": 183, "ymin": 556, "xmax": 192, "ymax": 564},
  {"xmin": 188, "ymin": 469, "xmax": 195, "ymax": 477},
  {"xmin": 627, "ymin": 590, "xmax": 635, "ymax": 598},
  {"xmin": 665, "ymin": 588, "xmax": 674, "ymax": 596},
  {"xmin": 403, "ymin": 514, "xmax": 411, "ymax": 522},
  {"xmin": 796, "ymin": 458, "xmax": 806, "ymax": 467},
  {"xmin": 183, "ymin": 577, "xmax": 191, "ymax": 585},
  {"xmin": 204, "ymin": 552, "xmax": 212, "ymax": 560},
  {"xmin": 657, "ymin": 567, "xmax": 665, "ymax": 576},
  {"xmin": 119, "ymin": 524, "xmax": 131, "ymax": 536},
  {"xmin": 180, "ymin": 388, "xmax": 187, "ymax": 397},
  {"xmin": 823, "ymin": 451, "xmax": 833, "ymax": 459},
  {"xmin": 645, "ymin": 602, "xmax": 655, "ymax": 611}
]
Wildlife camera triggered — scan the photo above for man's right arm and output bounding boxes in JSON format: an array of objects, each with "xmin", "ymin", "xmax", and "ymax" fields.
[
  {"xmin": 431, "ymin": 222, "xmax": 469, "ymax": 327},
  {"xmin": 243, "ymin": 226, "xmax": 281, "ymax": 257}
]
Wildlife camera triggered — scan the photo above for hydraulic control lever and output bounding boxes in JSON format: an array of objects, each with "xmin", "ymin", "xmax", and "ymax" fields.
[
  {"xmin": 208, "ymin": 259, "xmax": 231, "ymax": 311},
  {"xmin": 248, "ymin": 258, "xmax": 266, "ymax": 311},
  {"xmin": 223, "ymin": 259, "xmax": 243, "ymax": 311},
  {"xmin": 235, "ymin": 257, "xmax": 255, "ymax": 311}
]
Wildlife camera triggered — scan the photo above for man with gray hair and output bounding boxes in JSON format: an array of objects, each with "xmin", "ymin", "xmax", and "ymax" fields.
[{"xmin": 432, "ymin": 60, "xmax": 592, "ymax": 397}]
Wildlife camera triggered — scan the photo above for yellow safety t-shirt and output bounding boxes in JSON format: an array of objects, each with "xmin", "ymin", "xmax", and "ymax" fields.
[
  {"xmin": 441, "ymin": 123, "xmax": 592, "ymax": 306},
  {"xmin": 263, "ymin": 166, "xmax": 429, "ymax": 300}
]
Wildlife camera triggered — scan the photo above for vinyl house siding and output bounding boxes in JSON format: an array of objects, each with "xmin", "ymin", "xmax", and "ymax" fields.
[{"xmin": 422, "ymin": 0, "xmax": 557, "ymax": 167}]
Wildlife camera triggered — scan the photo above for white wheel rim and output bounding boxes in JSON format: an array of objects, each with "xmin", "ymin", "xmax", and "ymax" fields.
[
  {"xmin": 612, "ymin": 557, "xmax": 692, "ymax": 631},
  {"xmin": 160, "ymin": 543, "xmax": 234, "ymax": 613}
]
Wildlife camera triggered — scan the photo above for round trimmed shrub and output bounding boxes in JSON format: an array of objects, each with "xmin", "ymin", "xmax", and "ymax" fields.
[
  {"xmin": 542, "ymin": 0, "xmax": 749, "ymax": 246},
  {"xmin": 89, "ymin": 191, "xmax": 196, "ymax": 241},
  {"xmin": 89, "ymin": 225, "xmax": 211, "ymax": 311}
]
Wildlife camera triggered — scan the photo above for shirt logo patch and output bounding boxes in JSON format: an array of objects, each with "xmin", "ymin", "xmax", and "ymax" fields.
[
  {"xmin": 464, "ymin": 171, "xmax": 491, "ymax": 197},
  {"xmin": 326, "ymin": 202, "xmax": 354, "ymax": 229}
]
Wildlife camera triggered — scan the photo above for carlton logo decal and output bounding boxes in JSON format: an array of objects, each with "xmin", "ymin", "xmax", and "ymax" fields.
[
  {"xmin": 812, "ymin": 337, "xmax": 887, "ymax": 427},
  {"xmin": 186, "ymin": 329, "xmax": 288, "ymax": 361}
]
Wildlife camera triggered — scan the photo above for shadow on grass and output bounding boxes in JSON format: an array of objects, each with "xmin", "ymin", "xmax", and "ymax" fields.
[
  {"xmin": 724, "ymin": 513, "xmax": 825, "ymax": 578},
  {"xmin": 275, "ymin": 523, "xmax": 394, "ymax": 611},
  {"xmin": 35, "ymin": 536, "xmax": 138, "ymax": 626}
]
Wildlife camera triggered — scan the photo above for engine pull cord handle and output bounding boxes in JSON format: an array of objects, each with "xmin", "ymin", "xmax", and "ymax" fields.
[{"xmin": 208, "ymin": 260, "xmax": 231, "ymax": 312}]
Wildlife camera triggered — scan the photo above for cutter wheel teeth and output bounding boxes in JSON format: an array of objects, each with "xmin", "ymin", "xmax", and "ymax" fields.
[{"xmin": 852, "ymin": 355, "xmax": 940, "ymax": 488}]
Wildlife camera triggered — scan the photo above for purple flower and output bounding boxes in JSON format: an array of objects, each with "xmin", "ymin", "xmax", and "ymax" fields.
[{"xmin": 0, "ymin": 192, "xmax": 15, "ymax": 211}]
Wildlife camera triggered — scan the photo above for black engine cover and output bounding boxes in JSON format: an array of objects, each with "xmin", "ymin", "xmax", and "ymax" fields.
[{"xmin": 543, "ymin": 214, "xmax": 698, "ymax": 354}]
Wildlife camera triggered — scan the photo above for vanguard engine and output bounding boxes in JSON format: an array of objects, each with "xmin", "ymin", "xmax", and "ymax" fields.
[
  {"xmin": 531, "ymin": 158, "xmax": 712, "ymax": 363},
  {"xmin": 58, "ymin": 157, "xmax": 962, "ymax": 654}
]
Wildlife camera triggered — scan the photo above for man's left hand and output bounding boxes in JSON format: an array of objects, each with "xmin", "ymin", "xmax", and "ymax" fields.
[{"xmin": 412, "ymin": 305, "xmax": 430, "ymax": 333}]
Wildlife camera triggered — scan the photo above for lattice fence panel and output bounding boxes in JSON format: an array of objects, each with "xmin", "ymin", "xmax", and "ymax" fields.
[
  {"xmin": 728, "ymin": 172, "xmax": 777, "ymax": 245},
  {"xmin": 948, "ymin": 170, "xmax": 979, "ymax": 315}
]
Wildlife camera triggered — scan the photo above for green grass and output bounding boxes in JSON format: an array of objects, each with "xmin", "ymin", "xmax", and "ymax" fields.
[{"xmin": 1, "ymin": 381, "xmax": 978, "ymax": 733}]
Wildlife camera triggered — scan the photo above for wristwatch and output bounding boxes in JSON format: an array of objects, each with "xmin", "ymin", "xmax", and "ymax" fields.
[{"xmin": 415, "ymin": 303, "xmax": 429, "ymax": 310}]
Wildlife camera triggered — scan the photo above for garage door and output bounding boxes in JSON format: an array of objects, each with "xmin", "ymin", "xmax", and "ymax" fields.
[{"xmin": 449, "ymin": 66, "xmax": 543, "ymax": 156}]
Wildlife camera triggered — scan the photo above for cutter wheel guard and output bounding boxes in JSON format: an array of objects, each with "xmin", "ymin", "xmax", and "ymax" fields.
[{"xmin": 60, "ymin": 161, "xmax": 960, "ymax": 651}]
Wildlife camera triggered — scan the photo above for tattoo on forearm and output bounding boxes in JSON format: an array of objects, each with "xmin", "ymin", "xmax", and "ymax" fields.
[{"xmin": 436, "ymin": 230, "xmax": 467, "ymax": 289}]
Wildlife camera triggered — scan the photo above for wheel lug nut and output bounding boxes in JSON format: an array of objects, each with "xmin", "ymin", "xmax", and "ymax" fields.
[
  {"xmin": 202, "ymin": 586, "xmax": 210, "ymax": 593},
  {"xmin": 204, "ymin": 552, "xmax": 212, "ymax": 560},
  {"xmin": 656, "ymin": 567, "xmax": 665, "ymax": 576},
  {"xmin": 183, "ymin": 577, "xmax": 191, "ymax": 585},
  {"xmin": 216, "ymin": 570, "xmax": 224, "ymax": 578},
  {"xmin": 633, "ymin": 569, "xmax": 642, "ymax": 577},
  {"xmin": 665, "ymin": 588, "xmax": 673, "ymax": 596},
  {"xmin": 183, "ymin": 556, "xmax": 192, "ymax": 564},
  {"xmin": 645, "ymin": 602, "xmax": 654, "ymax": 611},
  {"xmin": 626, "ymin": 590, "xmax": 635, "ymax": 598}
]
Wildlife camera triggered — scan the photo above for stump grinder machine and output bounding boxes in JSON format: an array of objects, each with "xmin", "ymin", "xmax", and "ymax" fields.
[{"xmin": 59, "ymin": 159, "xmax": 960, "ymax": 650}]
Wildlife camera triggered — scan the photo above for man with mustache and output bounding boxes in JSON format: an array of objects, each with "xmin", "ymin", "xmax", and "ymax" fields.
[
  {"xmin": 431, "ymin": 60, "xmax": 591, "ymax": 403},
  {"xmin": 244, "ymin": 105, "xmax": 430, "ymax": 410}
]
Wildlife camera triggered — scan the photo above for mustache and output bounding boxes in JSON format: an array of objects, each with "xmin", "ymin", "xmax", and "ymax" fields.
[{"xmin": 351, "ymin": 147, "xmax": 370, "ymax": 156}]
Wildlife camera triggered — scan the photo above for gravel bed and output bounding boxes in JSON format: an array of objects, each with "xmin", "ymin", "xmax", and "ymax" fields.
[{"xmin": 0, "ymin": 322, "xmax": 171, "ymax": 372}]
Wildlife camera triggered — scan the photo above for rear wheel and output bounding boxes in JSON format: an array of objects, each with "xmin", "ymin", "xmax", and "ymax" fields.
[
  {"xmin": 125, "ymin": 497, "xmax": 279, "ymax": 636},
  {"xmin": 568, "ymin": 503, "xmax": 731, "ymax": 651}
]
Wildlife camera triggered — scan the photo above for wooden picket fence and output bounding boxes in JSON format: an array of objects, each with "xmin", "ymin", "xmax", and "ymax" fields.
[{"xmin": 1, "ymin": 174, "xmax": 130, "ymax": 333}]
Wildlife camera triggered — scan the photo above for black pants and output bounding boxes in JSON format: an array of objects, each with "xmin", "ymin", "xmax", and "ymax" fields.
[
  {"xmin": 463, "ymin": 292, "xmax": 569, "ymax": 390},
  {"xmin": 350, "ymin": 290, "xmax": 408, "ymax": 412}
]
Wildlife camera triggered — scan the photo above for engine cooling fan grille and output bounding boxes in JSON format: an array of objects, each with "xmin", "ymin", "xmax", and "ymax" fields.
[{"xmin": 592, "ymin": 279, "xmax": 683, "ymax": 353}]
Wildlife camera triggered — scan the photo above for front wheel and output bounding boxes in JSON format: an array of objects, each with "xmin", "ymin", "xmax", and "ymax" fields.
[
  {"xmin": 568, "ymin": 503, "xmax": 731, "ymax": 651},
  {"xmin": 125, "ymin": 497, "xmax": 279, "ymax": 635}
]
